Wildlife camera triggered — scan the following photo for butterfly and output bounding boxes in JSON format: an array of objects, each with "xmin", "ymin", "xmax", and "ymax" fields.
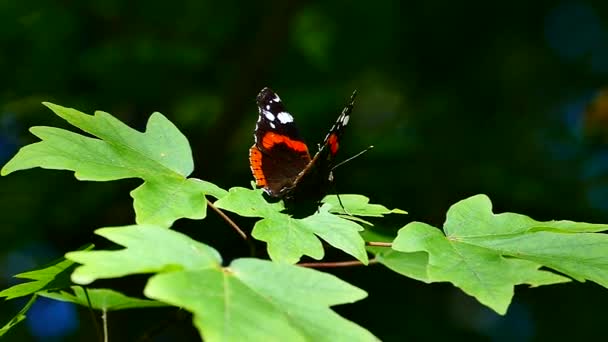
[{"xmin": 249, "ymin": 87, "xmax": 356, "ymax": 204}]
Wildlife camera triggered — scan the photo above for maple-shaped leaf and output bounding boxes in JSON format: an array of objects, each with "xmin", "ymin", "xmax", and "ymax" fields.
[
  {"xmin": 380, "ymin": 194, "xmax": 608, "ymax": 314},
  {"xmin": 1, "ymin": 103, "xmax": 227, "ymax": 227},
  {"xmin": 215, "ymin": 187, "xmax": 368, "ymax": 264},
  {"xmin": 65, "ymin": 225, "xmax": 377, "ymax": 341},
  {"xmin": 66, "ymin": 224, "xmax": 221, "ymax": 284}
]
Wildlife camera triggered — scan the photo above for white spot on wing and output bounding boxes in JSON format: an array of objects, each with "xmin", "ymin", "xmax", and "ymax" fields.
[
  {"xmin": 277, "ymin": 112, "xmax": 294, "ymax": 123},
  {"xmin": 266, "ymin": 105, "xmax": 270, "ymax": 110},
  {"xmin": 342, "ymin": 115, "xmax": 350, "ymax": 126},
  {"xmin": 263, "ymin": 110, "xmax": 275, "ymax": 121},
  {"xmin": 273, "ymin": 94, "xmax": 281, "ymax": 102},
  {"xmin": 270, "ymin": 122, "xmax": 276, "ymax": 129}
]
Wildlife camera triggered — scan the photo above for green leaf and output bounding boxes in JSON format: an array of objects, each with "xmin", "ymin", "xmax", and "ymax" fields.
[
  {"xmin": 253, "ymin": 215, "xmax": 325, "ymax": 264},
  {"xmin": 443, "ymin": 194, "xmax": 608, "ymax": 287},
  {"xmin": 322, "ymin": 194, "xmax": 407, "ymax": 216},
  {"xmin": 0, "ymin": 295, "xmax": 37, "ymax": 337},
  {"xmin": 66, "ymin": 225, "xmax": 222, "ymax": 285},
  {"xmin": 252, "ymin": 211, "xmax": 368, "ymax": 264},
  {"xmin": 389, "ymin": 194, "xmax": 608, "ymax": 314},
  {"xmin": 40, "ymin": 287, "xmax": 167, "ymax": 311},
  {"xmin": 394, "ymin": 222, "xmax": 569, "ymax": 314},
  {"xmin": 0, "ymin": 244, "xmax": 94, "ymax": 300},
  {"xmin": 145, "ymin": 259, "xmax": 378, "ymax": 342},
  {"xmin": 299, "ymin": 211, "xmax": 368, "ymax": 264},
  {"xmin": 216, "ymin": 188, "xmax": 368, "ymax": 264},
  {"xmin": 132, "ymin": 177, "xmax": 225, "ymax": 226},
  {"xmin": 375, "ymin": 250, "xmax": 430, "ymax": 283},
  {"xmin": 1, "ymin": 103, "xmax": 224, "ymax": 227},
  {"xmin": 66, "ymin": 225, "xmax": 375, "ymax": 341},
  {"xmin": 214, "ymin": 187, "xmax": 284, "ymax": 218}
]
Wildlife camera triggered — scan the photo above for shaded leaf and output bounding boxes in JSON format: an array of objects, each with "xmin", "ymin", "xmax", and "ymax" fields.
[
  {"xmin": 322, "ymin": 194, "xmax": 407, "ymax": 216},
  {"xmin": 40, "ymin": 287, "xmax": 167, "ymax": 311},
  {"xmin": 0, "ymin": 244, "xmax": 93, "ymax": 300},
  {"xmin": 0, "ymin": 295, "xmax": 37, "ymax": 337}
]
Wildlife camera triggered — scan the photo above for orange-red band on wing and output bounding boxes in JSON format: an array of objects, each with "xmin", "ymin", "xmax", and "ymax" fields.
[
  {"xmin": 261, "ymin": 132, "xmax": 309, "ymax": 153},
  {"xmin": 249, "ymin": 146, "xmax": 267, "ymax": 187},
  {"xmin": 327, "ymin": 133, "xmax": 339, "ymax": 155}
]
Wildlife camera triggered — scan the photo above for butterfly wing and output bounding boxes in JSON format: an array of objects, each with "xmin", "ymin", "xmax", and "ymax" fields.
[
  {"xmin": 319, "ymin": 89, "xmax": 356, "ymax": 160},
  {"xmin": 285, "ymin": 90, "xmax": 357, "ymax": 201},
  {"xmin": 249, "ymin": 87, "xmax": 311, "ymax": 197}
]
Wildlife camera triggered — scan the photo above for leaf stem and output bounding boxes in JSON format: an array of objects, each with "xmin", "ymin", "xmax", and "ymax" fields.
[
  {"xmin": 82, "ymin": 286, "xmax": 103, "ymax": 342},
  {"xmin": 365, "ymin": 241, "xmax": 393, "ymax": 247},
  {"xmin": 207, "ymin": 199, "xmax": 247, "ymax": 240},
  {"xmin": 102, "ymin": 308, "xmax": 108, "ymax": 342},
  {"xmin": 297, "ymin": 258, "xmax": 379, "ymax": 268}
]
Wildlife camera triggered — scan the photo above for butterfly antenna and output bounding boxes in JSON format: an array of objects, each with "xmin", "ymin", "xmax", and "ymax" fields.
[{"xmin": 331, "ymin": 145, "xmax": 374, "ymax": 171}]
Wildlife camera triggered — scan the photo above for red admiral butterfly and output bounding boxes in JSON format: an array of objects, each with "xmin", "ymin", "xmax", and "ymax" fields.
[{"xmin": 249, "ymin": 87, "xmax": 356, "ymax": 203}]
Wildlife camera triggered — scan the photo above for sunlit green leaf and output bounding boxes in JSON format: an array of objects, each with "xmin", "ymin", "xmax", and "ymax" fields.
[
  {"xmin": 216, "ymin": 188, "xmax": 368, "ymax": 264},
  {"xmin": 388, "ymin": 194, "xmax": 608, "ymax": 314},
  {"xmin": 66, "ymin": 225, "xmax": 375, "ymax": 341},
  {"xmin": 1, "ymin": 103, "xmax": 224, "ymax": 227},
  {"xmin": 67, "ymin": 225, "xmax": 222, "ymax": 285},
  {"xmin": 299, "ymin": 210, "xmax": 368, "ymax": 264},
  {"xmin": 145, "ymin": 259, "xmax": 378, "ymax": 342},
  {"xmin": 375, "ymin": 250, "xmax": 430, "ymax": 283},
  {"xmin": 214, "ymin": 187, "xmax": 284, "ymax": 218}
]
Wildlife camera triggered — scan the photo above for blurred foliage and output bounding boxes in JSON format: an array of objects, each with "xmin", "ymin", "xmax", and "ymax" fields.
[{"xmin": 2, "ymin": 0, "xmax": 608, "ymax": 340}]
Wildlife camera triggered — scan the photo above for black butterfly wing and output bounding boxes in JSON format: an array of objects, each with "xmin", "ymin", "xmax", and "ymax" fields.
[
  {"xmin": 249, "ymin": 87, "xmax": 311, "ymax": 197},
  {"xmin": 285, "ymin": 90, "xmax": 357, "ymax": 201}
]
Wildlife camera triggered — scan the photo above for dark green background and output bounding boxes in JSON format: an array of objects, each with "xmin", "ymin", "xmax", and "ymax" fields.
[{"xmin": 2, "ymin": 0, "xmax": 608, "ymax": 340}]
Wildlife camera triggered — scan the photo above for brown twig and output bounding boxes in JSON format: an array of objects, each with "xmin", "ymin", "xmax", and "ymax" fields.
[
  {"xmin": 365, "ymin": 241, "xmax": 392, "ymax": 247},
  {"xmin": 297, "ymin": 258, "xmax": 379, "ymax": 268},
  {"xmin": 207, "ymin": 199, "xmax": 247, "ymax": 240}
]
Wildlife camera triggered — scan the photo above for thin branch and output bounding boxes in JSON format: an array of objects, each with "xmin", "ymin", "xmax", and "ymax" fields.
[
  {"xmin": 102, "ymin": 308, "xmax": 108, "ymax": 342},
  {"xmin": 207, "ymin": 198, "xmax": 247, "ymax": 240},
  {"xmin": 365, "ymin": 241, "xmax": 392, "ymax": 247},
  {"xmin": 82, "ymin": 286, "xmax": 103, "ymax": 342},
  {"xmin": 297, "ymin": 258, "xmax": 379, "ymax": 268}
]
